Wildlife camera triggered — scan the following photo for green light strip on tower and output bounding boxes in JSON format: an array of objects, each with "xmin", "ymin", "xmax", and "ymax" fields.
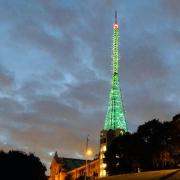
[{"xmin": 104, "ymin": 15, "xmax": 128, "ymax": 132}]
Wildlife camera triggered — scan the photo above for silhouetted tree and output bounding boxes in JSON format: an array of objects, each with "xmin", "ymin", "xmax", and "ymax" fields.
[
  {"xmin": 105, "ymin": 132, "xmax": 144, "ymax": 175},
  {"xmin": 0, "ymin": 150, "xmax": 47, "ymax": 180},
  {"xmin": 170, "ymin": 114, "xmax": 180, "ymax": 165},
  {"xmin": 105, "ymin": 115, "xmax": 180, "ymax": 175},
  {"xmin": 137, "ymin": 119, "xmax": 164, "ymax": 170}
]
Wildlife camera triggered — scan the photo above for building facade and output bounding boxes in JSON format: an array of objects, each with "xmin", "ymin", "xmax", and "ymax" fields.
[{"xmin": 49, "ymin": 152, "xmax": 99, "ymax": 180}]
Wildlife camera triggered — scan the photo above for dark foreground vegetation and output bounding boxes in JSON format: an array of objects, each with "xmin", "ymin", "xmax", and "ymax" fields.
[
  {"xmin": 0, "ymin": 150, "xmax": 47, "ymax": 180},
  {"xmin": 105, "ymin": 114, "xmax": 180, "ymax": 175}
]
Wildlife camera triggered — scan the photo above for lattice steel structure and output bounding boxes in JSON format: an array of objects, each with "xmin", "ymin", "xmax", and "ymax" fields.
[{"xmin": 103, "ymin": 11, "xmax": 127, "ymax": 132}]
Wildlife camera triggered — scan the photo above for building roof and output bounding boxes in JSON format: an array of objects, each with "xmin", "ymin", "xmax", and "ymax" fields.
[
  {"xmin": 53, "ymin": 152, "xmax": 97, "ymax": 172},
  {"xmin": 53, "ymin": 152, "xmax": 93, "ymax": 172},
  {"xmin": 61, "ymin": 157, "xmax": 87, "ymax": 172}
]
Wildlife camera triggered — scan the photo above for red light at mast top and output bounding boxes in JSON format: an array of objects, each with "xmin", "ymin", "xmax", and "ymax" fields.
[{"xmin": 114, "ymin": 23, "xmax": 118, "ymax": 29}]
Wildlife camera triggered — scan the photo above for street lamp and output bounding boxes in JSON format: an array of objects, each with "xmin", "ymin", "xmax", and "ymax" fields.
[{"xmin": 85, "ymin": 135, "xmax": 92, "ymax": 180}]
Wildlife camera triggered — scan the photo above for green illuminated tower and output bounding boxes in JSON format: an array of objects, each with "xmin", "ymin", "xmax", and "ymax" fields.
[
  {"xmin": 99, "ymin": 12, "xmax": 128, "ymax": 177},
  {"xmin": 104, "ymin": 11, "xmax": 127, "ymax": 132}
]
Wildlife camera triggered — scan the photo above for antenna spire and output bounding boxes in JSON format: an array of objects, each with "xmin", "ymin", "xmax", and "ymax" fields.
[
  {"xmin": 115, "ymin": 11, "xmax": 117, "ymax": 23},
  {"xmin": 114, "ymin": 11, "xmax": 118, "ymax": 29}
]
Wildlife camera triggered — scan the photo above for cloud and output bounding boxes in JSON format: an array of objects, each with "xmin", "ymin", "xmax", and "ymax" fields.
[
  {"xmin": 0, "ymin": 0, "xmax": 180, "ymax": 174},
  {"xmin": 0, "ymin": 64, "xmax": 14, "ymax": 88},
  {"xmin": 163, "ymin": 0, "xmax": 180, "ymax": 17}
]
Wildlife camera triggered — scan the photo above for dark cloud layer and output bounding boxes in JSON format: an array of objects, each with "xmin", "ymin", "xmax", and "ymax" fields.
[
  {"xmin": 0, "ymin": 64, "xmax": 14, "ymax": 88},
  {"xmin": 0, "ymin": 0, "xmax": 180, "ymax": 173}
]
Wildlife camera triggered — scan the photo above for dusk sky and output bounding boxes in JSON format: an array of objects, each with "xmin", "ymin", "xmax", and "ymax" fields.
[{"xmin": 0, "ymin": 0, "xmax": 180, "ymax": 171}]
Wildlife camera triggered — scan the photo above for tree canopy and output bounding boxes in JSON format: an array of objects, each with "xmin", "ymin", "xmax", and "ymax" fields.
[
  {"xmin": 0, "ymin": 150, "xmax": 47, "ymax": 180},
  {"xmin": 105, "ymin": 114, "xmax": 180, "ymax": 175}
]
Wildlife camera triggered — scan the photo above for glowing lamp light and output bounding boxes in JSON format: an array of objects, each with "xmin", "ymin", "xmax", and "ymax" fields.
[
  {"xmin": 102, "ymin": 163, "xmax": 107, "ymax": 168},
  {"xmin": 86, "ymin": 149, "xmax": 92, "ymax": 156},
  {"xmin": 48, "ymin": 151, "xmax": 54, "ymax": 156},
  {"xmin": 114, "ymin": 23, "xmax": 118, "ymax": 29},
  {"xmin": 100, "ymin": 163, "xmax": 107, "ymax": 168}
]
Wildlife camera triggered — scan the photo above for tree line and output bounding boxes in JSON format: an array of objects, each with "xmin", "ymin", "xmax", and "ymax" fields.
[
  {"xmin": 0, "ymin": 150, "xmax": 47, "ymax": 180},
  {"xmin": 105, "ymin": 114, "xmax": 180, "ymax": 175}
]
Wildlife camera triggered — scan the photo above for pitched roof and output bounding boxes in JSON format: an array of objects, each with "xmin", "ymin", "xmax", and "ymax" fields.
[
  {"xmin": 53, "ymin": 153, "xmax": 93, "ymax": 172},
  {"xmin": 61, "ymin": 157, "xmax": 87, "ymax": 172}
]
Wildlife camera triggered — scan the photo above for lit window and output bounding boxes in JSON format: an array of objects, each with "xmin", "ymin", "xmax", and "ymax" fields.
[
  {"xmin": 102, "ymin": 145, "xmax": 107, "ymax": 152},
  {"xmin": 102, "ymin": 170, "xmax": 106, "ymax": 176}
]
